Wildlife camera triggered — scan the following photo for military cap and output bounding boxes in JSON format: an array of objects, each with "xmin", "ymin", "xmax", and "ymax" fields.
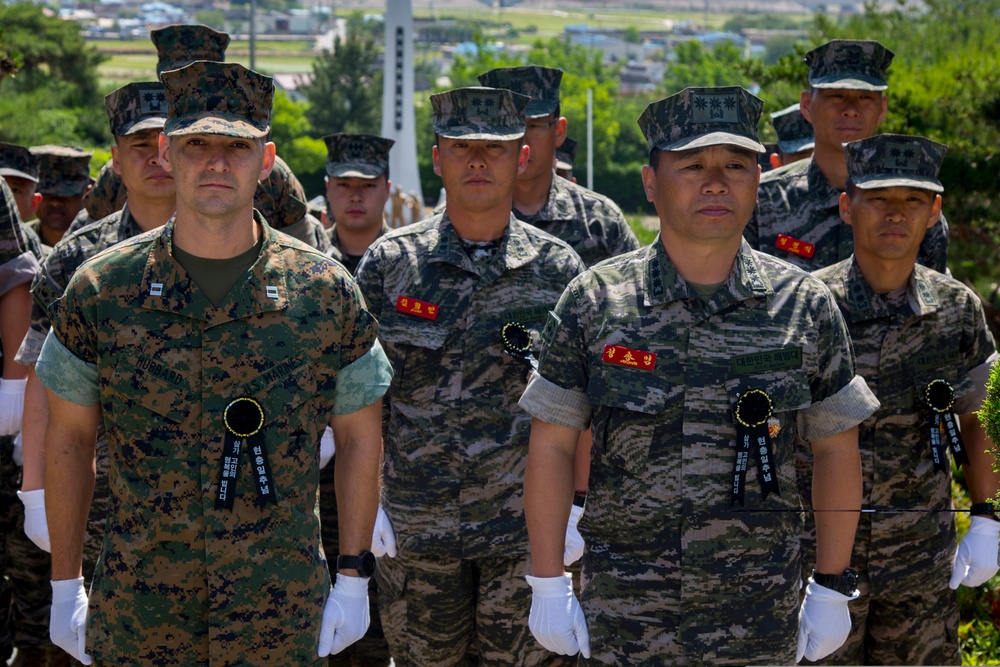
[
  {"xmin": 84, "ymin": 161, "xmax": 127, "ymax": 220},
  {"xmin": 555, "ymin": 136, "xmax": 578, "ymax": 171},
  {"xmin": 255, "ymin": 155, "xmax": 307, "ymax": 228},
  {"xmin": 845, "ymin": 134, "xmax": 947, "ymax": 193},
  {"xmin": 477, "ymin": 66, "xmax": 562, "ymax": 118},
  {"xmin": 161, "ymin": 61, "xmax": 273, "ymax": 139},
  {"xmin": 805, "ymin": 39, "xmax": 894, "ymax": 91},
  {"xmin": 770, "ymin": 103, "xmax": 814, "ymax": 155},
  {"xmin": 151, "ymin": 24, "xmax": 230, "ymax": 77},
  {"xmin": 0, "ymin": 142, "xmax": 40, "ymax": 183},
  {"xmin": 323, "ymin": 133, "xmax": 394, "ymax": 179},
  {"xmin": 431, "ymin": 87, "xmax": 530, "ymax": 141},
  {"xmin": 105, "ymin": 82, "xmax": 168, "ymax": 137},
  {"xmin": 30, "ymin": 145, "xmax": 93, "ymax": 196},
  {"xmin": 638, "ymin": 86, "xmax": 765, "ymax": 154}
]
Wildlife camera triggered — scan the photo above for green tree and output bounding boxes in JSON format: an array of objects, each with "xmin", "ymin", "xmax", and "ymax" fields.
[
  {"xmin": 270, "ymin": 90, "xmax": 327, "ymax": 196},
  {"xmin": 300, "ymin": 28, "xmax": 382, "ymax": 137},
  {"xmin": 663, "ymin": 40, "xmax": 753, "ymax": 92},
  {"xmin": 0, "ymin": 3, "xmax": 107, "ymax": 146}
]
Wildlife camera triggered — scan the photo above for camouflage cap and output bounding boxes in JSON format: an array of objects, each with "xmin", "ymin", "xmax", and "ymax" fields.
[
  {"xmin": 161, "ymin": 61, "xmax": 273, "ymax": 139},
  {"xmin": 0, "ymin": 142, "xmax": 40, "ymax": 183},
  {"xmin": 770, "ymin": 103, "xmax": 814, "ymax": 155},
  {"xmin": 105, "ymin": 81, "xmax": 168, "ymax": 137},
  {"xmin": 431, "ymin": 87, "xmax": 530, "ymax": 141},
  {"xmin": 477, "ymin": 66, "xmax": 562, "ymax": 118},
  {"xmin": 30, "ymin": 145, "xmax": 93, "ymax": 196},
  {"xmin": 638, "ymin": 86, "xmax": 765, "ymax": 154},
  {"xmin": 555, "ymin": 136, "xmax": 578, "ymax": 171},
  {"xmin": 151, "ymin": 24, "xmax": 230, "ymax": 77},
  {"xmin": 254, "ymin": 155, "xmax": 308, "ymax": 228},
  {"xmin": 83, "ymin": 161, "xmax": 127, "ymax": 220},
  {"xmin": 845, "ymin": 134, "xmax": 947, "ymax": 193},
  {"xmin": 323, "ymin": 133, "xmax": 394, "ymax": 179},
  {"xmin": 805, "ymin": 40, "xmax": 894, "ymax": 91}
]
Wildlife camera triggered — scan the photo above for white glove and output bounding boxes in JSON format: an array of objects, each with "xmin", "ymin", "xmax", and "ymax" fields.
[
  {"xmin": 796, "ymin": 578, "xmax": 855, "ymax": 662},
  {"xmin": 50, "ymin": 577, "xmax": 92, "ymax": 664},
  {"xmin": 564, "ymin": 504, "xmax": 585, "ymax": 566},
  {"xmin": 17, "ymin": 488, "xmax": 51, "ymax": 552},
  {"xmin": 371, "ymin": 506, "xmax": 397, "ymax": 558},
  {"xmin": 0, "ymin": 378, "xmax": 26, "ymax": 436},
  {"xmin": 525, "ymin": 573, "xmax": 590, "ymax": 658},
  {"xmin": 949, "ymin": 515, "xmax": 1000, "ymax": 589},
  {"xmin": 317, "ymin": 574, "xmax": 370, "ymax": 656},
  {"xmin": 319, "ymin": 427, "xmax": 335, "ymax": 469},
  {"xmin": 12, "ymin": 432, "xmax": 23, "ymax": 466}
]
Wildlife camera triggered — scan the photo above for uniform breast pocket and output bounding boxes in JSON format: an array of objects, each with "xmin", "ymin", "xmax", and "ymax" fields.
[
  {"xmin": 586, "ymin": 367, "xmax": 670, "ymax": 475},
  {"xmin": 107, "ymin": 360, "xmax": 197, "ymax": 485},
  {"xmin": 249, "ymin": 362, "xmax": 318, "ymax": 484},
  {"xmin": 378, "ymin": 313, "xmax": 448, "ymax": 403}
]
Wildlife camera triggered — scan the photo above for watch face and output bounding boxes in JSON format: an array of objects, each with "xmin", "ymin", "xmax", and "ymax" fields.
[{"xmin": 359, "ymin": 550, "xmax": 377, "ymax": 577}]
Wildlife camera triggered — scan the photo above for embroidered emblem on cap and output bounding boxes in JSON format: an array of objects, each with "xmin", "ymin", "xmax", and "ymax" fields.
[
  {"xmin": 396, "ymin": 295, "xmax": 439, "ymax": 320},
  {"xmin": 775, "ymin": 234, "xmax": 816, "ymax": 259},
  {"xmin": 883, "ymin": 141, "xmax": 921, "ymax": 171},
  {"xmin": 140, "ymin": 87, "xmax": 168, "ymax": 114},
  {"xmin": 603, "ymin": 344, "xmax": 656, "ymax": 371},
  {"xmin": 691, "ymin": 91, "xmax": 740, "ymax": 123}
]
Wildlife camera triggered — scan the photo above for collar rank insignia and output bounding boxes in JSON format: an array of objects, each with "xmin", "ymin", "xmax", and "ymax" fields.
[
  {"xmin": 775, "ymin": 234, "xmax": 816, "ymax": 259},
  {"xmin": 603, "ymin": 344, "xmax": 656, "ymax": 371},
  {"xmin": 396, "ymin": 295, "xmax": 439, "ymax": 321}
]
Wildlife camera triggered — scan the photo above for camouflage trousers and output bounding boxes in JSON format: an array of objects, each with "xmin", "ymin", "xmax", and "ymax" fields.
[
  {"xmin": 578, "ymin": 548, "xmax": 798, "ymax": 666},
  {"xmin": 375, "ymin": 550, "xmax": 551, "ymax": 667},
  {"xmin": 801, "ymin": 574, "xmax": 961, "ymax": 665},
  {"xmin": 319, "ymin": 457, "xmax": 392, "ymax": 667},
  {"xmin": 81, "ymin": 432, "xmax": 110, "ymax": 584},
  {"xmin": 1, "ymin": 434, "xmax": 53, "ymax": 649}
]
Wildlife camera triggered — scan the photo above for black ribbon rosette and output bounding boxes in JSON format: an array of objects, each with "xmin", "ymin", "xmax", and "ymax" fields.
[
  {"xmin": 501, "ymin": 322, "xmax": 538, "ymax": 371},
  {"xmin": 216, "ymin": 397, "xmax": 277, "ymax": 510},
  {"xmin": 924, "ymin": 379, "xmax": 968, "ymax": 472},
  {"xmin": 732, "ymin": 389, "xmax": 781, "ymax": 506}
]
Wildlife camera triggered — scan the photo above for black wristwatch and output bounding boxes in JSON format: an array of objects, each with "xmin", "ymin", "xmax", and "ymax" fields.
[
  {"xmin": 971, "ymin": 503, "xmax": 1000, "ymax": 521},
  {"xmin": 812, "ymin": 568, "xmax": 858, "ymax": 596},
  {"xmin": 337, "ymin": 550, "xmax": 376, "ymax": 578}
]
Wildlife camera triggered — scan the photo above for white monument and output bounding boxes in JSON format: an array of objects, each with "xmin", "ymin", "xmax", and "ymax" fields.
[{"xmin": 381, "ymin": 0, "xmax": 422, "ymax": 215}]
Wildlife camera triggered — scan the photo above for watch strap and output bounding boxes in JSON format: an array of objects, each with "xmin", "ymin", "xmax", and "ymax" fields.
[{"xmin": 812, "ymin": 568, "xmax": 858, "ymax": 596}]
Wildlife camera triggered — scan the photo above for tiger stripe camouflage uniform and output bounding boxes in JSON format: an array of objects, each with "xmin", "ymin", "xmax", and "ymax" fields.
[
  {"xmin": 477, "ymin": 66, "xmax": 639, "ymax": 268},
  {"xmin": 809, "ymin": 259, "xmax": 995, "ymax": 665},
  {"xmin": 357, "ymin": 209, "xmax": 584, "ymax": 665},
  {"xmin": 747, "ymin": 156, "xmax": 949, "ymax": 272},
  {"xmin": 520, "ymin": 86, "xmax": 878, "ymax": 665},
  {"xmin": 37, "ymin": 214, "xmax": 387, "ymax": 666}
]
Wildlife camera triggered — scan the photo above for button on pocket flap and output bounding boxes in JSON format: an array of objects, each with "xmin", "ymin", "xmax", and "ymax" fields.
[
  {"xmin": 111, "ymin": 359, "xmax": 194, "ymax": 423},
  {"xmin": 378, "ymin": 309, "xmax": 448, "ymax": 351},
  {"xmin": 586, "ymin": 367, "xmax": 668, "ymax": 415},
  {"xmin": 728, "ymin": 371, "xmax": 812, "ymax": 414}
]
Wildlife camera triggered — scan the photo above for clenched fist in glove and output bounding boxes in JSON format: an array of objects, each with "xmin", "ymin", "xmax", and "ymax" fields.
[
  {"xmin": 797, "ymin": 577, "xmax": 856, "ymax": 662},
  {"xmin": 50, "ymin": 577, "xmax": 92, "ymax": 664},
  {"xmin": 950, "ymin": 515, "xmax": 1000, "ymax": 589},
  {"xmin": 525, "ymin": 573, "xmax": 590, "ymax": 658},
  {"xmin": 318, "ymin": 574, "xmax": 370, "ymax": 656}
]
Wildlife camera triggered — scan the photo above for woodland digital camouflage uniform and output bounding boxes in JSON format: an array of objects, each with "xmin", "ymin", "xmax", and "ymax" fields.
[
  {"xmin": 805, "ymin": 259, "xmax": 996, "ymax": 665},
  {"xmin": 37, "ymin": 217, "xmax": 382, "ymax": 666},
  {"xmin": 356, "ymin": 210, "xmax": 585, "ymax": 665},
  {"xmin": 519, "ymin": 238, "xmax": 877, "ymax": 665},
  {"xmin": 151, "ymin": 23, "xmax": 229, "ymax": 76}
]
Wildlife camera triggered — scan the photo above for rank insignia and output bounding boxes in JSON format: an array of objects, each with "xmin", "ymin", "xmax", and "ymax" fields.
[
  {"xmin": 395, "ymin": 295, "xmax": 439, "ymax": 320},
  {"xmin": 603, "ymin": 344, "xmax": 656, "ymax": 371},
  {"xmin": 775, "ymin": 234, "xmax": 816, "ymax": 259}
]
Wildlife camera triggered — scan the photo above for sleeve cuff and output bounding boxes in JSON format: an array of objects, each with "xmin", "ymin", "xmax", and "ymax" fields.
[
  {"xmin": 14, "ymin": 327, "xmax": 47, "ymax": 367},
  {"xmin": 955, "ymin": 352, "xmax": 998, "ymax": 415},
  {"xmin": 518, "ymin": 371, "xmax": 591, "ymax": 431},
  {"xmin": 36, "ymin": 331, "xmax": 100, "ymax": 406},
  {"xmin": 0, "ymin": 252, "xmax": 40, "ymax": 298},
  {"xmin": 798, "ymin": 374, "xmax": 879, "ymax": 442},
  {"xmin": 333, "ymin": 339, "xmax": 393, "ymax": 415}
]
